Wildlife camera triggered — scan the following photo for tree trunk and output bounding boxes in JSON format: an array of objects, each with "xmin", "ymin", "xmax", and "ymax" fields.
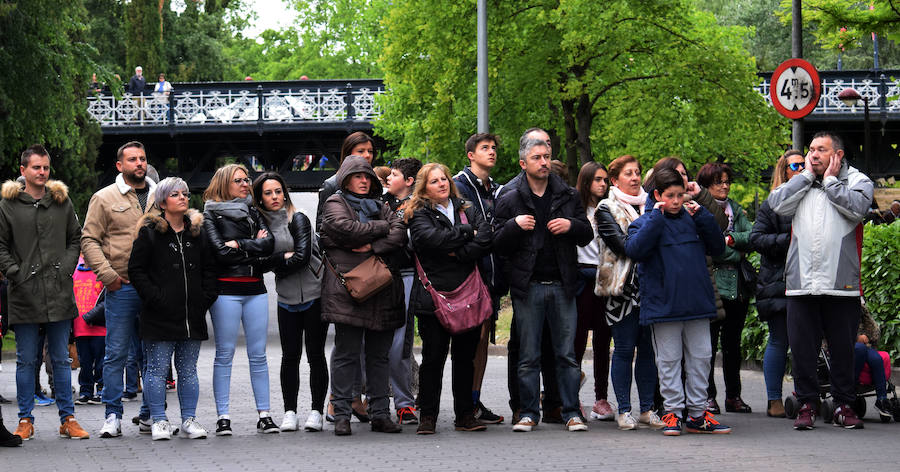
[
  {"xmin": 561, "ymin": 98, "xmax": 578, "ymax": 185},
  {"xmin": 576, "ymin": 93, "xmax": 594, "ymax": 165}
]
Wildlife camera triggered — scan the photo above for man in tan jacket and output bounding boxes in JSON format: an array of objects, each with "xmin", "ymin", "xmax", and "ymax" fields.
[{"xmin": 81, "ymin": 141, "xmax": 156, "ymax": 438}]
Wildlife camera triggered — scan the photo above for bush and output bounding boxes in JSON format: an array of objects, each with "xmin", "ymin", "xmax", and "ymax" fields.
[{"xmin": 861, "ymin": 221, "xmax": 900, "ymax": 362}]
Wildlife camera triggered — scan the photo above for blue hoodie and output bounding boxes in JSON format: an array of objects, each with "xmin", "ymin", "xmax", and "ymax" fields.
[{"xmin": 625, "ymin": 205, "xmax": 725, "ymax": 326}]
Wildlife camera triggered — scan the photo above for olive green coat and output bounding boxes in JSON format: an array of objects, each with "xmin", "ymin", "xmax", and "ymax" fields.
[{"xmin": 711, "ymin": 199, "xmax": 753, "ymax": 301}]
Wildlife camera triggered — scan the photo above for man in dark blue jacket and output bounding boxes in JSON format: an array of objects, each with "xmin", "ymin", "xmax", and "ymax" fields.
[{"xmin": 493, "ymin": 136, "xmax": 592, "ymax": 432}]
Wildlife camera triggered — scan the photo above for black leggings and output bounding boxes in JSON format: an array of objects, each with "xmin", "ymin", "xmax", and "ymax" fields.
[{"xmin": 278, "ymin": 300, "xmax": 328, "ymax": 412}]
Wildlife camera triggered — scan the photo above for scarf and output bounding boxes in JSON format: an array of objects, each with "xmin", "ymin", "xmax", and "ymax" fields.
[
  {"xmin": 203, "ymin": 195, "xmax": 253, "ymax": 220},
  {"xmin": 610, "ymin": 186, "xmax": 648, "ymax": 219},
  {"xmin": 341, "ymin": 191, "xmax": 382, "ymax": 223},
  {"xmin": 716, "ymin": 198, "xmax": 734, "ymax": 233},
  {"xmin": 259, "ymin": 207, "xmax": 293, "ymax": 253}
]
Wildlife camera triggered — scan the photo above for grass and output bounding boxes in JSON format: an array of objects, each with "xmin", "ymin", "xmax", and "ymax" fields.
[
  {"xmin": 1, "ymin": 331, "xmax": 15, "ymax": 353},
  {"xmin": 412, "ymin": 296, "xmax": 514, "ymax": 347}
]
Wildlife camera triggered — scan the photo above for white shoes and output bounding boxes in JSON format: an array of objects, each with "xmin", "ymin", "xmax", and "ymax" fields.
[
  {"xmin": 100, "ymin": 413, "xmax": 122, "ymax": 438},
  {"xmin": 566, "ymin": 417, "xmax": 588, "ymax": 432},
  {"xmin": 512, "ymin": 416, "xmax": 537, "ymax": 432},
  {"xmin": 280, "ymin": 411, "xmax": 299, "ymax": 432},
  {"xmin": 304, "ymin": 410, "xmax": 324, "ymax": 432},
  {"xmin": 181, "ymin": 417, "xmax": 208, "ymax": 439},
  {"xmin": 616, "ymin": 411, "xmax": 638, "ymax": 430},
  {"xmin": 151, "ymin": 420, "xmax": 173, "ymax": 440},
  {"xmin": 639, "ymin": 410, "xmax": 666, "ymax": 430}
]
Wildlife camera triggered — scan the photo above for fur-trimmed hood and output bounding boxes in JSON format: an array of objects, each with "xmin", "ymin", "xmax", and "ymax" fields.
[
  {"xmin": 1, "ymin": 179, "xmax": 69, "ymax": 204},
  {"xmin": 138, "ymin": 208, "xmax": 203, "ymax": 237}
]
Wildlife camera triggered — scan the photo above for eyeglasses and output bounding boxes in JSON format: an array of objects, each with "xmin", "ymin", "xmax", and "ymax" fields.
[
  {"xmin": 232, "ymin": 177, "xmax": 252, "ymax": 185},
  {"xmin": 713, "ymin": 180, "xmax": 731, "ymax": 186},
  {"xmin": 168, "ymin": 191, "xmax": 190, "ymax": 199},
  {"xmin": 788, "ymin": 162, "xmax": 805, "ymax": 172}
]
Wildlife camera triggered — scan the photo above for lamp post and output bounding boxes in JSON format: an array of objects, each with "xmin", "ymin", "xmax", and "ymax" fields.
[{"xmin": 838, "ymin": 87, "xmax": 871, "ymax": 172}]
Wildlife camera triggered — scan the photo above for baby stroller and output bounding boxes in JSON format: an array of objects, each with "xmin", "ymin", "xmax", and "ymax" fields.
[{"xmin": 784, "ymin": 347, "xmax": 900, "ymax": 423}]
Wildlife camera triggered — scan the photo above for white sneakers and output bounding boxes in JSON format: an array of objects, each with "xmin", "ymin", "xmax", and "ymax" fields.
[
  {"xmin": 181, "ymin": 418, "xmax": 208, "ymax": 439},
  {"xmin": 280, "ymin": 411, "xmax": 299, "ymax": 432},
  {"xmin": 512, "ymin": 416, "xmax": 537, "ymax": 432},
  {"xmin": 99, "ymin": 413, "xmax": 122, "ymax": 438},
  {"xmin": 151, "ymin": 420, "xmax": 174, "ymax": 441},
  {"xmin": 304, "ymin": 410, "xmax": 324, "ymax": 432},
  {"xmin": 566, "ymin": 417, "xmax": 588, "ymax": 432},
  {"xmin": 639, "ymin": 410, "xmax": 666, "ymax": 430},
  {"xmin": 616, "ymin": 411, "xmax": 638, "ymax": 430}
]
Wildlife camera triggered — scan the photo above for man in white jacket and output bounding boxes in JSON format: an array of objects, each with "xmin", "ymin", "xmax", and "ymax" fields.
[{"xmin": 767, "ymin": 132, "xmax": 873, "ymax": 431}]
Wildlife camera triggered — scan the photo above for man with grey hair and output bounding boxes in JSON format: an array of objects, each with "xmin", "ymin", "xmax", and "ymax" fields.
[
  {"xmin": 767, "ymin": 131, "xmax": 873, "ymax": 430},
  {"xmin": 493, "ymin": 135, "xmax": 593, "ymax": 432}
]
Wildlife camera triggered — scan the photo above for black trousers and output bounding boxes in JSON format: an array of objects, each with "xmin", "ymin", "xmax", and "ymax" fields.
[
  {"xmin": 708, "ymin": 298, "xmax": 750, "ymax": 399},
  {"xmin": 787, "ymin": 296, "xmax": 860, "ymax": 405},
  {"xmin": 331, "ymin": 324, "xmax": 392, "ymax": 421},
  {"xmin": 417, "ymin": 314, "xmax": 480, "ymax": 419},
  {"xmin": 277, "ymin": 301, "xmax": 329, "ymax": 412},
  {"xmin": 507, "ymin": 316, "xmax": 560, "ymax": 413}
]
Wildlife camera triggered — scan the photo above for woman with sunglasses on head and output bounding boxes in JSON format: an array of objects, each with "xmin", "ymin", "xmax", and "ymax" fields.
[
  {"xmin": 129, "ymin": 177, "xmax": 218, "ymax": 440},
  {"xmin": 749, "ymin": 150, "xmax": 804, "ymax": 418},
  {"xmin": 252, "ymin": 172, "xmax": 328, "ymax": 433},
  {"xmin": 202, "ymin": 164, "xmax": 276, "ymax": 435}
]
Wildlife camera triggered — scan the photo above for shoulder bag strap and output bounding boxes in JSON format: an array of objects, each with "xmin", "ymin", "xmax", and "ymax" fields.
[{"xmin": 322, "ymin": 251, "xmax": 346, "ymax": 287}]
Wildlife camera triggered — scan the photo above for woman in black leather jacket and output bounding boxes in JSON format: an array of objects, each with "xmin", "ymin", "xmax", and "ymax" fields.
[
  {"xmin": 406, "ymin": 163, "xmax": 492, "ymax": 434},
  {"xmin": 749, "ymin": 150, "xmax": 803, "ymax": 418},
  {"xmin": 253, "ymin": 172, "xmax": 328, "ymax": 433},
  {"xmin": 202, "ymin": 163, "xmax": 276, "ymax": 435}
]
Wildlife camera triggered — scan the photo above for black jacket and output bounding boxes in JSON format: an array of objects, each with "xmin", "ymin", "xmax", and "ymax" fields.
[
  {"xmin": 203, "ymin": 201, "xmax": 274, "ymax": 279},
  {"xmin": 748, "ymin": 199, "xmax": 791, "ymax": 321},
  {"xmin": 454, "ymin": 167, "xmax": 507, "ymax": 296},
  {"xmin": 493, "ymin": 172, "xmax": 593, "ymax": 300},
  {"xmin": 127, "ymin": 74, "xmax": 146, "ymax": 95},
  {"xmin": 595, "ymin": 205, "xmax": 627, "ymax": 257},
  {"xmin": 408, "ymin": 198, "xmax": 492, "ymax": 316},
  {"xmin": 129, "ymin": 210, "xmax": 218, "ymax": 341}
]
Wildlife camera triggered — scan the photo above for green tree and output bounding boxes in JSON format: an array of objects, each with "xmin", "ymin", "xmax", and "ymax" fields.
[{"xmin": 125, "ymin": 0, "xmax": 164, "ymax": 78}]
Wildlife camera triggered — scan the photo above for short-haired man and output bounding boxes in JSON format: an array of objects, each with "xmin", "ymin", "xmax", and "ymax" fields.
[
  {"xmin": 0, "ymin": 145, "xmax": 88, "ymax": 439},
  {"xmin": 493, "ymin": 136, "xmax": 593, "ymax": 432},
  {"xmin": 767, "ymin": 132, "xmax": 874, "ymax": 430},
  {"xmin": 82, "ymin": 141, "xmax": 157, "ymax": 437},
  {"xmin": 127, "ymin": 66, "xmax": 146, "ymax": 95}
]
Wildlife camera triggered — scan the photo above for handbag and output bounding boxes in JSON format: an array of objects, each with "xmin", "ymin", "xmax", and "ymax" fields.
[
  {"xmin": 413, "ymin": 210, "xmax": 492, "ymax": 334},
  {"xmin": 325, "ymin": 253, "xmax": 393, "ymax": 303}
]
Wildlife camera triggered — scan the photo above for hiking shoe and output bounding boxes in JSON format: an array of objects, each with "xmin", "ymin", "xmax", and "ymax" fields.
[
  {"xmin": 397, "ymin": 406, "xmax": 419, "ymax": 425},
  {"xmin": 725, "ymin": 396, "xmax": 752, "ymax": 413},
  {"xmin": 512, "ymin": 416, "xmax": 536, "ymax": 432},
  {"xmin": 566, "ymin": 416, "xmax": 588, "ymax": 432},
  {"xmin": 13, "ymin": 418, "xmax": 34, "ymax": 440},
  {"xmin": 833, "ymin": 404, "xmax": 864, "ymax": 429},
  {"xmin": 99, "ymin": 413, "xmax": 121, "ymax": 438},
  {"xmin": 181, "ymin": 417, "xmax": 208, "ymax": 439},
  {"xmin": 280, "ymin": 411, "xmax": 299, "ymax": 432},
  {"xmin": 706, "ymin": 398, "xmax": 720, "ymax": 414},
  {"xmin": 639, "ymin": 410, "xmax": 666, "ymax": 430},
  {"xmin": 685, "ymin": 411, "xmax": 731, "ymax": 434},
  {"xmin": 616, "ymin": 411, "xmax": 638, "ymax": 430},
  {"xmin": 215, "ymin": 418, "xmax": 232, "ymax": 436},
  {"xmin": 34, "ymin": 393, "xmax": 54, "ymax": 407},
  {"xmin": 874, "ymin": 398, "xmax": 893, "ymax": 423},
  {"xmin": 417, "ymin": 415, "xmax": 436, "ymax": 434},
  {"xmin": 454, "ymin": 414, "xmax": 487, "ymax": 432},
  {"xmin": 793, "ymin": 403, "xmax": 816, "ymax": 430},
  {"xmin": 257, "ymin": 416, "xmax": 280, "ymax": 434},
  {"xmin": 304, "ymin": 410, "xmax": 324, "ymax": 432},
  {"xmin": 661, "ymin": 412, "xmax": 682, "ymax": 436},
  {"xmin": 474, "ymin": 401, "xmax": 504, "ymax": 424},
  {"xmin": 590, "ymin": 399, "xmax": 615, "ymax": 421}
]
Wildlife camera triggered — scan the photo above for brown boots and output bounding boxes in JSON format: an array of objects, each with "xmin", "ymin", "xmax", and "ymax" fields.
[{"xmin": 767, "ymin": 399, "xmax": 786, "ymax": 418}]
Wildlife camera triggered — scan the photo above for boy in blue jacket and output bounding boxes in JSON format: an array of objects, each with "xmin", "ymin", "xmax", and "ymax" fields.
[{"xmin": 625, "ymin": 168, "xmax": 729, "ymax": 436}]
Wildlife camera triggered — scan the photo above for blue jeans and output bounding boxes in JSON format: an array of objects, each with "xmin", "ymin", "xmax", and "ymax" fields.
[
  {"xmin": 511, "ymin": 282, "xmax": 581, "ymax": 422},
  {"xmin": 854, "ymin": 342, "xmax": 887, "ymax": 399},
  {"xmin": 145, "ymin": 340, "xmax": 202, "ymax": 422},
  {"xmin": 102, "ymin": 284, "xmax": 150, "ymax": 418},
  {"xmin": 15, "ymin": 320, "xmax": 74, "ymax": 423},
  {"xmin": 763, "ymin": 314, "xmax": 789, "ymax": 401},
  {"xmin": 75, "ymin": 336, "xmax": 105, "ymax": 396},
  {"xmin": 125, "ymin": 332, "xmax": 142, "ymax": 395},
  {"xmin": 610, "ymin": 312, "xmax": 656, "ymax": 413},
  {"xmin": 210, "ymin": 293, "xmax": 270, "ymax": 415}
]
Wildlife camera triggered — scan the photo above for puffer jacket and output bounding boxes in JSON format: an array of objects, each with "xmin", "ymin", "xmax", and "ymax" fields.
[
  {"xmin": 203, "ymin": 196, "xmax": 274, "ymax": 279},
  {"xmin": 129, "ymin": 209, "xmax": 218, "ymax": 341},
  {"xmin": 710, "ymin": 198, "xmax": 753, "ymax": 301},
  {"xmin": 749, "ymin": 199, "xmax": 791, "ymax": 321},
  {"xmin": 320, "ymin": 156, "xmax": 406, "ymax": 331},
  {"xmin": 768, "ymin": 161, "xmax": 874, "ymax": 296},
  {"xmin": 408, "ymin": 197, "xmax": 492, "ymax": 316},
  {"xmin": 0, "ymin": 180, "xmax": 81, "ymax": 325}
]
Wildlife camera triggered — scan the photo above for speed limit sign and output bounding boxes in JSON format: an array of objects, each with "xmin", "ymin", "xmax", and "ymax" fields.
[{"xmin": 770, "ymin": 59, "xmax": 821, "ymax": 119}]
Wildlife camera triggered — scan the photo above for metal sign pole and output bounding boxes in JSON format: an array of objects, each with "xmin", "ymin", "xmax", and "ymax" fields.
[
  {"xmin": 792, "ymin": 0, "xmax": 804, "ymax": 150},
  {"xmin": 477, "ymin": 0, "xmax": 488, "ymax": 133}
]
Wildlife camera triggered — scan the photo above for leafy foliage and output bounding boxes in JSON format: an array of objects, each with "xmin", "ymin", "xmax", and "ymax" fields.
[{"xmin": 861, "ymin": 221, "xmax": 900, "ymax": 362}]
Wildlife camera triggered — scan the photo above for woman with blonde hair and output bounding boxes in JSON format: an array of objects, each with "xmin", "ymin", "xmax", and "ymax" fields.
[
  {"xmin": 749, "ymin": 149, "xmax": 804, "ymax": 417},
  {"xmin": 405, "ymin": 163, "xmax": 492, "ymax": 434},
  {"xmin": 202, "ymin": 163, "xmax": 276, "ymax": 435}
]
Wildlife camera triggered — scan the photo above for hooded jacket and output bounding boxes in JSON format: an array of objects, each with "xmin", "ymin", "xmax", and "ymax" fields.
[
  {"xmin": 320, "ymin": 156, "xmax": 407, "ymax": 331},
  {"xmin": 0, "ymin": 180, "xmax": 81, "ymax": 325},
  {"xmin": 749, "ymin": 199, "xmax": 792, "ymax": 321},
  {"xmin": 767, "ymin": 162, "xmax": 873, "ymax": 297},
  {"xmin": 128, "ymin": 209, "xmax": 217, "ymax": 341}
]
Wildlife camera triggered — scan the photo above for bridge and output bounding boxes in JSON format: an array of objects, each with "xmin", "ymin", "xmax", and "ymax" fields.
[{"xmin": 86, "ymin": 71, "xmax": 900, "ymax": 189}]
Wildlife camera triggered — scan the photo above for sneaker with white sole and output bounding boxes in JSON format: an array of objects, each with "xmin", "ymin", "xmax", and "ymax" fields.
[
  {"xmin": 616, "ymin": 411, "xmax": 638, "ymax": 430},
  {"xmin": 99, "ymin": 414, "xmax": 121, "ymax": 438},
  {"xmin": 180, "ymin": 418, "xmax": 208, "ymax": 439},
  {"xmin": 304, "ymin": 410, "xmax": 324, "ymax": 432},
  {"xmin": 280, "ymin": 411, "xmax": 299, "ymax": 432},
  {"xmin": 257, "ymin": 416, "xmax": 280, "ymax": 434},
  {"xmin": 512, "ymin": 416, "xmax": 537, "ymax": 432},
  {"xmin": 639, "ymin": 410, "xmax": 666, "ymax": 430},
  {"xmin": 590, "ymin": 399, "xmax": 615, "ymax": 421},
  {"xmin": 137, "ymin": 417, "xmax": 152, "ymax": 434},
  {"xmin": 151, "ymin": 420, "xmax": 173, "ymax": 441},
  {"xmin": 566, "ymin": 416, "xmax": 588, "ymax": 432}
]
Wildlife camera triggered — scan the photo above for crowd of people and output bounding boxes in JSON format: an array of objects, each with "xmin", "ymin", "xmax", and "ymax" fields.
[{"xmin": 0, "ymin": 127, "xmax": 884, "ymax": 446}]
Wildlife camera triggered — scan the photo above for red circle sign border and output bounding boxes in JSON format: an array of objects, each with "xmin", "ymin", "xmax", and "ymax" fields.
[{"xmin": 770, "ymin": 58, "xmax": 822, "ymax": 119}]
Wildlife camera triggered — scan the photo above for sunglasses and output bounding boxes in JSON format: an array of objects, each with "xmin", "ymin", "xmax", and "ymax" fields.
[{"xmin": 788, "ymin": 162, "xmax": 805, "ymax": 172}]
